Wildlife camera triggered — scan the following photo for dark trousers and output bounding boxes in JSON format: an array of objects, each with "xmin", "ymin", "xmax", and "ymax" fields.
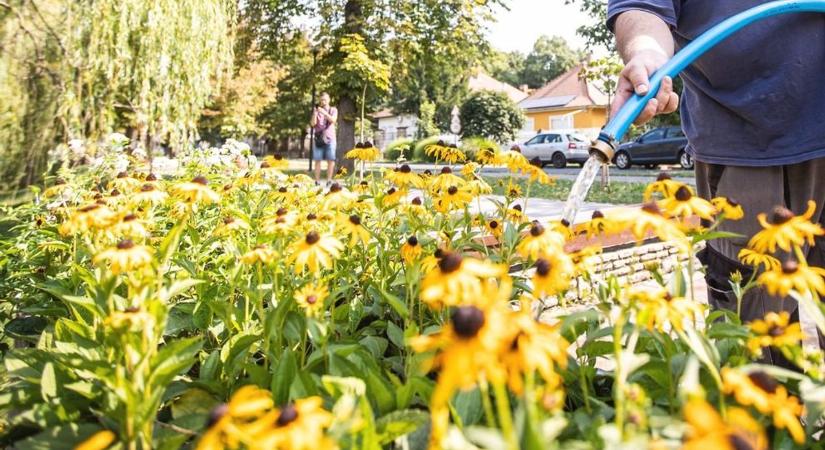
[{"xmin": 695, "ymin": 158, "xmax": 825, "ymax": 364}]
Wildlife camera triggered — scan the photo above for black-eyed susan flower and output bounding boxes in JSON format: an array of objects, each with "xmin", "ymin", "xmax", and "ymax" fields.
[
  {"xmin": 60, "ymin": 203, "xmax": 117, "ymax": 235},
  {"xmin": 506, "ymin": 204, "xmax": 526, "ymax": 223},
  {"xmin": 522, "ymin": 163, "xmax": 554, "ymax": 185},
  {"xmin": 262, "ymin": 154, "xmax": 290, "ymax": 170},
  {"xmin": 499, "ymin": 307, "xmax": 569, "ymax": 394},
  {"xmin": 93, "ymin": 239, "xmax": 153, "ymax": 274},
  {"xmin": 384, "ymin": 164, "xmax": 422, "ymax": 188},
  {"xmin": 75, "ymin": 430, "xmax": 116, "ymax": 450},
  {"xmin": 196, "ymin": 385, "xmax": 276, "ymax": 450},
  {"xmin": 584, "ymin": 210, "xmax": 610, "ymax": 238},
  {"xmin": 516, "ymin": 223, "xmax": 565, "ymax": 260},
  {"xmin": 271, "ymin": 186, "xmax": 294, "ymax": 203},
  {"xmin": 434, "ymin": 185, "xmax": 473, "ymax": 213},
  {"xmin": 419, "ymin": 251, "xmax": 507, "ymax": 308},
  {"xmin": 287, "ymin": 231, "xmax": 343, "ymax": 274},
  {"xmin": 495, "ymin": 149, "xmax": 530, "ymax": 172},
  {"xmin": 402, "ymin": 196, "xmax": 428, "ymax": 217},
  {"xmin": 241, "ymin": 244, "xmax": 278, "ymax": 265},
  {"xmin": 504, "ymin": 180, "xmax": 522, "ymax": 199},
  {"xmin": 109, "ymin": 213, "xmax": 149, "ymax": 240},
  {"xmin": 262, "ymin": 208, "xmax": 297, "ymax": 235},
  {"xmin": 747, "ymin": 311, "xmax": 804, "ymax": 355},
  {"xmin": 757, "ymin": 259, "xmax": 825, "ymax": 297},
  {"xmin": 110, "ymin": 172, "xmax": 141, "ymax": 192},
  {"xmin": 461, "ymin": 162, "xmax": 479, "ymax": 179},
  {"xmin": 294, "ymin": 283, "xmax": 328, "ymax": 317},
  {"xmin": 401, "ymin": 236, "xmax": 422, "ymax": 264},
  {"xmin": 659, "ymin": 185, "xmax": 716, "ymax": 220},
  {"xmin": 609, "ymin": 202, "xmax": 688, "ymax": 250},
  {"xmin": 738, "ymin": 248, "xmax": 781, "ymax": 271},
  {"xmin": 339, "ymin": 214, "xmax": 370, "ymax": 246},
  {"xmin": 43, "ymin": 178, "xmax": 71, "ymax": 198},
  {"xmin": 214, "ymin": 216, "xmax": 250, "ymax": 237},
  {"xmin": 352, "ymin": 180, "xmax": 370, "ymax": 194},
  {"xmin": 532, "ymin": 255, "xmax": 574, "ymax": 298},
  {"xmin": 466, "ymin": 177, "xmax": 493, "ymax": 196},
  {"xmin": 345, "ymin": 142, "xmax": 381, "ymax": 162},
  {"xmin": 485, "ymin": 218, "xmax": 504, "ymax": 238},
  {"xmin": 712, "ymin": 197, "xmax": 744, "ymax": 220},
  {"xmin": 428, "ymin": 167, "xmax": 466, "ymax": 193},
  {"xmin": 381, "ymin": 187, "xmax": 406, "ymax": 207},
  {"xmin": 643, "ymin": 172, "xmax": 682, "ymax": 201},
  {"xmin": 322, "ymin": 183, "xmax": 356, "ymax": 210},
  {"xmin": 630, "ymin": 287, "xmax": 704, "ymax": 332},
  {"xmin": 251, "ymin": 397, "xmax": 336, "ymax": 450},
  {"xmin": 722, "ymin": 368, "xmax": 805, "ymax": 444},
  {"xmin": 476, "ymin": 147, "xmax": 498, "ymax": 165},
  {"xmin": 749, "ymin": 202, "xmax": 824, "ymax": 254},
  {"xmin": 172, "ymin": 176, "xmax": 220, "ymax": 205},
  {"xmin": 682, "ymin": 398, "xmax": 767, "ymax": 450},
  {"xmin": 132, "ymin": 184, "xmax": 168, "ymax": 205}
]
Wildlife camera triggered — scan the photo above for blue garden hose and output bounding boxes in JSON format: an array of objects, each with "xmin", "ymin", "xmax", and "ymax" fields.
[{"xmin": 592, "ymin": 0, "xmax": 825, "ymax": 161}]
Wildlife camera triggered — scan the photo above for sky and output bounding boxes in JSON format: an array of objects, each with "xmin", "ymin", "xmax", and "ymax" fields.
[{"xmin": 487, "ymin": 0, "xmax": 593, "ymax": 54}]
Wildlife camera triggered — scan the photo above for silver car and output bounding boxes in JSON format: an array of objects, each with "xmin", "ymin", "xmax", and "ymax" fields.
[{"xmin": 518, "ymin": 132, "xmax": 590, "ymax": 168}]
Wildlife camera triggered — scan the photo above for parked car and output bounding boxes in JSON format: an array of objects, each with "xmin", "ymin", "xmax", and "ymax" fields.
[
  {"xmin": 518, "ymin": 132, "xmax": 590, "ymax": 168},
  {"xmin": 613, "ymin": 126, "xmax": 692, "ymax": 170}
]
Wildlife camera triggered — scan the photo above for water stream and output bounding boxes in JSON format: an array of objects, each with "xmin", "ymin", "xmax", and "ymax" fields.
[{"xmin": 561, "ymin": 155, "xmax": 603, "ymax": 225}]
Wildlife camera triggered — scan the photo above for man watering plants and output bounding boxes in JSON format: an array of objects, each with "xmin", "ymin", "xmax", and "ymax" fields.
[{"xmin": 607, "ymin": 1, "xmax": 825, "ymax": 365}]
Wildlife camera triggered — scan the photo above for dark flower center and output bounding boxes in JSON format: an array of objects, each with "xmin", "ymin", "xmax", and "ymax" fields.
[
  {"xmin": 513, "ymin": 204, "xmax": 522, "ymax": 212},
  {"xmin": 592, "ymin": 210, "xmax": 604, "ymax": 219},
  {"xmin": 400, "ymin": 164, "xmax": 412, "ymax": 173},
  {"xmin": 306, "ymin": 295, "xmax": 318, "ymax": 305},
  {"xmin": 438, "ymin": 251, "xmax": 462, "ymax": 273},
  {"xmin": 434, "ymin": 248, "xmax": 444, "ymax": 259},
  {"xmin": 110, "ymin": 189, "xmax": 121, "ymax": 197},
  {"xmin": 728, "ymin": 198, "xmax": 740, "ymax": 207},
  {"xmin": 656, "ymin": 172, "xmax": 672, "ymax": 181},
  {"xmin": 125, "ymin": 306, "xmax": 140, "ymax": 313},
  {"xmin": 674, "ymin": 186, "xmax": 692, "ymax": 201},
  {"xmin": 275, "ymin": 207, "xmax": 288, "ymax": 217},
  {"xmin": 260, "ymin": 162, "xmax": 271, "ymax": 169},
  {"xmin": 412, "ymin": 197, "xmax": 422, "ymax": 206},
  {"xmin": 223, "ymin": 184, "xmax": 233, "ymax": 191},
  {"xmin": 360, "ymin": 181, "xmax": 368, "ymax": 186},
  {"xmin": 407, "ymin": 236, "xmax": 418, "ymax": 246},
  {"xmin": 276, "ymin": 217, "xmax": 286, "ymax": 224},
  {"xmin": 747, "ymin": 371, "xmax": 779, "ymax": 393},
  {"xmin": 305, "ymin": 231, "xmax": 320, "ymax": 245},
  {"xmin": 452, "ymin": 306, "xmax": 485, "ymax": 339},
  {"xmin": 192, "ymin": 175, "xmax": 208, "ymax": 185},
  {"xmin": 123, "ymin": 214, "xmax": 137, "ymax": 222},
  {"xmin": 387, "ymin": 188, "xmax": 397, "ymax": 195},
  {"xmin": 768, "ymin": 325, "xmax": 786, "ymax": 337},
  {"xmin": 55, "ymin": 178, "xmax": 66, "ymax": 185},
  {"xmin": 535, "ymin": 258, "xmax": 551, "ymax": 276},
  {"xmin": 642, "ymin": 201, "xmax": 662, "ymax": 215},
  {"xmin": 355, "ymin": 142, "xmax": 365, "ymax": 149},
  {"xmin": 276, "ymin": 404, "xmax": 299, "ymax": 427},
  {"xmin": 530, "ymin": 223, "xmax": 545, "ymax": 237},
  {"xmin": 365, "ymin": 141, "xmax": 373, "ymax": 148},
  {"xmin": 254, "ymin": 244, "xmax": 266, "ymax": 250},
  {"xmin": 447, "ymin": 186, "xmax": 458, "ymax": 195},
  {"xmin": 207, "ymin": 403, "xmax": 229, "ymax": 428},
  {"xmin": 437, "ymin": 140, "xmax": 446, "ymax": 146},
  {"xmin": 489, "ymin": 220, "xmax": 499, "ymax": 229},
  {"xmin": 771, "ymin": 206, "xmax": 794, "ymax": 225},
  {"xmin": 329, "ymin": 183, "xmax": 342, "ymax": 193},
  {"xmin": 116, "ymin": 172, "xmax": 128, "ymax": 179},
  {"xmin": 96, "ymin": 199, "xmax": 107, "ymax": 205},
  {"xmin": 117, "ymin": 239, "xmax": 135, "ymax": 250},
  {"xmin": 530, "ymin": 157, "xmax": 542, "ymax": 167},
  {"xmin": 349, "ymin": 215, "xmax": 361, "ymax": 225},
  {"xmin": 146, "ymin": 173, "xmax": 157, "ymax": 181},
  {"xmin": 278, "ymin": 187, "xmax": 288, "ymax": 193},
  {"xmin": 560, "ymin": 219, "xmax": 570, "ymax": 228},
  {"xmin": 728, "ymin": 434, "xmax": 754, "ymax": 450},
  {"xmin": 424, "ymin": 170, "xmax": 432, "ymax": 176},
  {"xmin": 306, "ymin": 213, "xmax": 317, "ymax": 220},
  {"xmin": 440, "ymin": 167, "xmax": 452, "ymax": 174},
  {"xmin": 274, "ymin": 154, "xmax": 284, "ymax": 160},
  {"xmin": 782, "ymin": 260, "xmax": 799, "ymax": 274},
  {"xmin": 223, "ymin": 217, "xmax": 235, "ymax": 224}
]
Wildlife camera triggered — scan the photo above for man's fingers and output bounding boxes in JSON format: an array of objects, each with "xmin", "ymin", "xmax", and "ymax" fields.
[
  {"xmin": 634, "ymin": 98, "xmax": 659, "ymax": 125},
  {"xmin": 624, "ymin": 62, "xmax": 651, "ymax": 95},
  {"xmin": 663, "ymin": 92, "xmax": 680, "ymax": 114},
  {"xmin": 655, "ymin": 77, "xmax": 673, "ymax": 113}
]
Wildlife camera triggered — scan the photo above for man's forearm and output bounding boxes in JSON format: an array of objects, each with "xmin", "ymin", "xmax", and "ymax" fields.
[{"xmin": 614, "ymin": 10, "xmax": 675, "ymax": 62}]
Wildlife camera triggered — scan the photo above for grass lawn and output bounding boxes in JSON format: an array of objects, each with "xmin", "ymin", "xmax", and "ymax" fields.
[{"xmin": 486, "ymin": 177, "xmax": 647, "ymax": 205}]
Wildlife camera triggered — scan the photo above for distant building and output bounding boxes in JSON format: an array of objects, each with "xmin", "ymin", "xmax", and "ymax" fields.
[
  {"xmin": 518, "ymin": 65, "xmax": 609, "ymax": 139},
  {"xmin": 372, "ymin": 72, "xmax": 528, "ymax": 148}
]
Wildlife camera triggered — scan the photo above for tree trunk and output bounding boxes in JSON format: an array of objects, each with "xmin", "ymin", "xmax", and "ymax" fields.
[{"xmin": 337, "ymin": 96, "xmax": 356, "ymax": 173}]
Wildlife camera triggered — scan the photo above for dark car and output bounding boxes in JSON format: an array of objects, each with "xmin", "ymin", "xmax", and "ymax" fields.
[{"xmin": 613, "ymin": 126, "xmax": 693, "ymax": 170}]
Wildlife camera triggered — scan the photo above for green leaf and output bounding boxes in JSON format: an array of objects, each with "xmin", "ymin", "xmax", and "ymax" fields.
[
  {"xmin": 387, "ymin": 321, "xmax": 404, "ymax": 349},
  {"xmin": 149, "ymin": 337, "xmax": 203, "ymax": 389},
  {"xmin": 376, "ymin": 409, "xmax": 430, "ymax": 444},
  {"xmin": 377, "ymin": 286, "xmax": 409, "ymax": 319},
  {"xmin": 453, "ymin": 388, "xmax": 483, "ymax": 427},
  {"xmin": 14, "ymin": 423, "xmax": 103, "ymax": 450},
  {"xmin": 171, "ymin": 388, "xmax": 218, "ymax": 419},
  {"xmin": 40, "ymin": 362, "xmax": 56, "ymax": 400},
  {"xmin": 271, "ymin": 349, "xmax": 298, "ymax": 405}
]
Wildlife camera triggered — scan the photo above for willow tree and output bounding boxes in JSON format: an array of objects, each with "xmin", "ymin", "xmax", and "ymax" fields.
[{"xmin": 0, "ymin": 0, "xmax": 235, "ymax": 188}]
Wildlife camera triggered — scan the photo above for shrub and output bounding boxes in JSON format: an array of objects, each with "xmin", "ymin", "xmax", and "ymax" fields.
[
  {"xmin": 461, "ymin": 136, "xmax": 500, "ymax": 162},
  {"xmin": 412, "ymin": 136, "xmax": 443, "ymax": 162},
  {"xmin": 459, "ymin": 90, "xmax": 525, "ymax": 143},
  {"xmin": 383, "ymin": 138, "xmax": 414, "ymax": 162}
]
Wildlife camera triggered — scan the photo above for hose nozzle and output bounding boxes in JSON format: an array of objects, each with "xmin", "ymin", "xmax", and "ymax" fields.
[{"xmin": 589, "ymin": 138, "xmax": 616, "ymax": 163}]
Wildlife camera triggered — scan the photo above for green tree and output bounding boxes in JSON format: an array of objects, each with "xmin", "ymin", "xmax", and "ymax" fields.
[
  {"xmin": 520, "ymin": 35, "xmax": 581, "ymax": 88},
  {"xmin": 459, "ymin": 90, "xmax": 524, "ymax": 143},
  {"xmin": 564, "ymin": 0, "xmax": 614, "ymax": 52},
  {"xmin": 483, "ymin": 49, "xmax": 527, "ymax": 88},
  {"xmin": 416, "ymin": 99, "xmax": 439, "ymax": 139}
]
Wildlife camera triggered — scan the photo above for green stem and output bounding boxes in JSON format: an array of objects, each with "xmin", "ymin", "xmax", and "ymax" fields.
[
  {"xmin": 493, "ymin": 381, "xmax": 517, "ymax": 450},
  {"xmin": 479, "ymin": 379, "xmax": 496, "ymax": 429},
  {"xmin": 613, "ymin": 314, "xmax": 626, "ymax": 440}
]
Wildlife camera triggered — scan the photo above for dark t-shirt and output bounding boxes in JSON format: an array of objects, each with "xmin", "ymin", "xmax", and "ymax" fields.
[{"xmin": 607, "ymin": 1, "xmax": 825, "ymax": 166}]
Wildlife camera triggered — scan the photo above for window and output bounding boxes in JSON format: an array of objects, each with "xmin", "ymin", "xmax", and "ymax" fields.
[
  {"xmin": 547, "ymin": 134, "xmax": 563, "ymax": 143},
  {"xmin": 551, "ymin": 115, "xmax": 574, "ymax": 130},
  {"xmin": 396, "ymin": 127, "xmax": 408, "ymax": 138},
  {"xmin": 526, "ymin": 135, "xmax": 543, "ymax": 145},
  {"xmin": 567, "ymin": 134, "xmax": 588, "ymax": 143},
  {"xmin": 668, "ymin": 128, "xmax": 686, "ymax": 138},
  {"xmin": 643, "ymin": 129, "xmax": 666, "ymax": 142}
]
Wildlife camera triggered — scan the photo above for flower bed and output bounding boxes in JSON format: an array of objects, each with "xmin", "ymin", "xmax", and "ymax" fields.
[{"xmin": 1, "ymin": 138, "xmax": 824, "ymax": 449}]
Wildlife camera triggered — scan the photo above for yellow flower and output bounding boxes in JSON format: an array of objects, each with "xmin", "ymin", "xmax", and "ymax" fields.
[
  {"xmin": 466, "ymin": 177, "xmax": 493, "ymax": 196},
  {"xmin": 214, "ymin": 216, "xmax": 250, "ymax": 237},
  {"xmin": 44, "ymin": 178, "xmax": 70, "ymax": 198},
  {"xmin": 531, "ymin": 254, "xmax": 574, "ymax": 298},
  {"xmin": 241, "ymin": 244, "xmax": 278, "ymax": 265},
  {"xmin": 425, "ymin": 141, "xmax": 466, "ymax": 164},
  {"xmin": 495, "ymin": 150, "xmax": 530, "ymax": 172},
  {"xmin": 352, "ymin": 180, "xmax": 370, "ymax": 194},
  {"xmin": 484, "ymin": 218, "xmax": 504, "ymax": 238},
  {"xmin": 522, "ymin": 163, "xmax": 554, "ymax": 185},
  {"xmin": 381, "ymin": 187, "xmax": 406, "ymax": 207},
  {"xmin": 75, "ymin": 430, "xmax": 116, "ymax": 450},
  {"xmin": 262, "ymin": 154, "xmax": 290, "ymax": 169},
  {"xmin": 419, "ymin": 251, "xmax": 507, "ymax": 308},
  {"xmin": 609, "ymin": 202, "xmax": 689, "ymax": 250},
  {"xmin": 758, "ymin": 259, "xmax": 825, "ymax": 297},
  {"xmin": 322, "ymin": 183, "xmax": 357, "ymax": 210},
  {"xmin": 271, "ymin": 186, "xmax": 295, "ymax": 204},
  {"xmin": 682, "ymin": 398, "xmax": 767, "ymax": 450},
  {"xmin": 504, "ymin": 180, "xmax": 522, "ymax": 198},
  {"xmin": 93, "ymin": 239, "xmax": 153, "ymax": 274},
  {"xmin": 475, "ymin": 147, "xmax": 499, "ymax": 165},
  {"xmin": 294, "ymin": 284, "xmax": 329, "ymax": 317},
  {"xmin": 738, "ymin": 248, "xmax": 780, "ymax": 271},
  {"xmin": 110, "ymin": 172, "xmax": 141, "ymax": 193},
  {"xmin": 172, "ymin": 176, "xmax": 221, "ymax": 205},
  {"xmin": 109, "ymin": 213, "xmax": 149, "ymax": 240},
  {"xmin": 61, "ymin": 203, "xmax": 117, "ymax": 235},
  {"xmin": 712, "ymin": 197, "xmax": 744, "ymax": 220},
  {"xmin": 630, "ymin": 287, "xmax": 704, "ymax": 332},
  {"xmin": 428, "ymin": 167, "xmax": 466, "ymax": 193},
  {"xmin": 499, "ymin": 307, "xmax": 569, "ymax": 394},
  {"xmin": 722, "ymin": 368, "xmax": 805, "ymax": 444},
  {"xmin": 749, "ymin": 201, "xmax": 824, "ymax": 253},
  {"xmin": 747, "ymin": 311, "xmax": 804, "ymax": 355},
  {"xmin": 401, "ymin": 236, "xmax": 423, "ymax": 264},
  {"xmin": 658, "ymin": 185, "xmax": 716, "ymax": 220},
  {"xmin": 287, "ymin": 231, "xmax": 343, "ymax": 274},
  {"xmin": 252, "ymin": 397, "xmax": 336, "ymax": 450},
  {"xmin": 132, "ymin": 183, "xmax": 168, "ymax": 205},
  {"xmin": 461, "ymin": 162, "xmax": 479, "ymax": 179},
  {"xmin": 196, "ymin": 385, "xmax": 276, "ymax": 450},
  {"xmin": 384, "ymin": 164, "xmax": 423, "ymax": 188},
  {"xmin": 345, "ymin": 142, "xmax": 381, "ymax": 161},
  {"xmin": 584, "ymin": 210, "xmax": 611, "ymax": 238},
  {"xmin": 261, "ymin": 208, "xmax": 297, "ymax": 235},
  {"xmin": 516, "ymin": 223, "xmax": 565, "ymax": 260},
  {"xmin": 339, "ymin": 214, "xmax": 370, "ymax": 246},
  {"xmin": 434, "ymin": 185, "xmax": 473, "ymax": 213},
  {"xmin": 643, "ymin": 172, "xmax": 683, "ymax": 201}
]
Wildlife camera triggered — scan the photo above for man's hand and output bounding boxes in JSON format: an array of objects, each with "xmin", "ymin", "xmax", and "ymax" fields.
[{"xmin": 612, "ymin": 11, "xmax": 678, "ymax": 125}]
